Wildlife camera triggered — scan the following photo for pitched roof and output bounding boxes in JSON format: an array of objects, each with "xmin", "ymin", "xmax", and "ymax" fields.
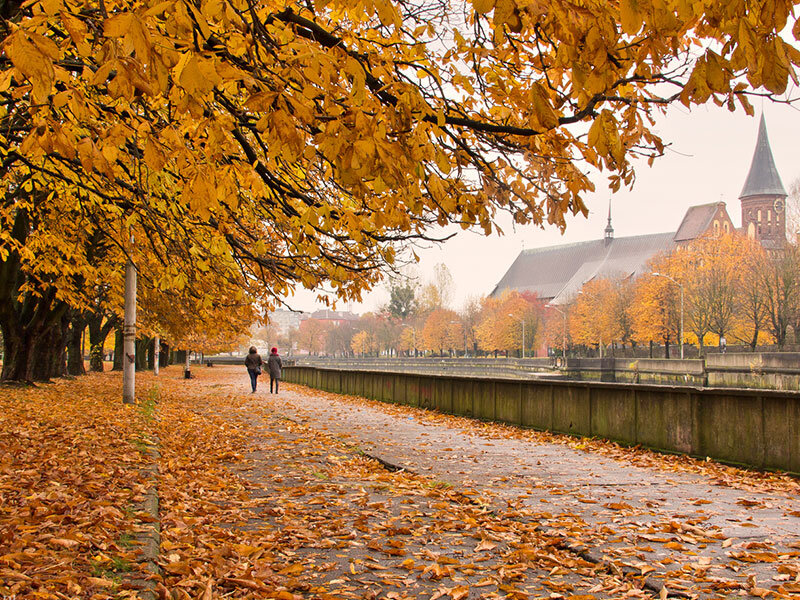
[
  {"xmin": 739, "ymin": 114, "xmax": 787, "ymax": 199},
  {"xmin": 673, "ymin": 203, "xmax": 721, "ymax": 242},
  {"xmin": 490, "ymin": 232, "xmax": 676, "ymax": 304}
]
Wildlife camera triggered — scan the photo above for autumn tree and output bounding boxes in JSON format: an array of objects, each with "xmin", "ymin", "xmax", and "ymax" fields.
[
  {"xmin": 297, "ymin": 319, "xmax": 332, "ymax": 355},
  {"xmin": 460, "ymin": 295, "xmax": 484, "ymax": 356},
  {"xmin": 571, "ymin": 278, "xmax": 621, "ymax": 356},
  {"xmin": 420, "ymin": 308, "xmax": 462, "ymax": 356},
  {"xmin": 351, "ymin": 330, "xmax": 376, "ymax": 357},
  {"xmin": 475, "ymin": 291, "xmax": 541, "ymax": 356},
  {"xmin": 325, "ymin": 322, "xmax": 356, "ymax": 357},
  {"xmin": 631, "ymin": 255, "xmax": 682, "ymax": 358},
  {"xmin": 756, "ymin": 245, "xmax": 800, "ymax": 349},
  {"xmin": 2, "ymin": 0, "xmax": 800, "ymax": 381}
]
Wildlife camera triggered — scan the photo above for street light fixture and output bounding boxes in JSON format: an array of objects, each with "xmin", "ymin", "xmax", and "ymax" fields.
[
  {"xmin": 508, "ymin": 314, "xmax": 525, "ymax": 358},
  {"xmin": 545, "ymin": 304, "xmax": 567, "ymax": 360},
  {"xmin": 651, "ymin": 272, "xmax": 684, "ymax": 359}
]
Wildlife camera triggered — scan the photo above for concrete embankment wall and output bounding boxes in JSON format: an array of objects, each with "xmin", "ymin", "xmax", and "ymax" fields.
[{"xmin": 283, "ymin": 366, "xmax": 800, "ymax": 474}]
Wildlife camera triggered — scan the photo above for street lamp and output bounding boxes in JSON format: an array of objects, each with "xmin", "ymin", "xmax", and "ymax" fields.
[
  {"xmin": 508, "ymin": 314, "xmax": 525, "ymax": 358},
  {"xmin": 651, "ymin": 272, "xmax": 684, "ymax": 359},
  {"xmin": 545, "ymin": 304, "xmax": 567, "ymax": 359}
]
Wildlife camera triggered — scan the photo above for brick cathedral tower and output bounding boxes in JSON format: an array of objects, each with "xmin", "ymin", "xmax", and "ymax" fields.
[{"xmin": 739, "ymin": 114, "xmax": 787, "ymax": 249}]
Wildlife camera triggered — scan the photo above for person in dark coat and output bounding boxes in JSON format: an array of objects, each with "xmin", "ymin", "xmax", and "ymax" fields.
[
  {"xmin": 244, "ymin": 346, "xmax": 263, "ymax": 392},
  {"xmin": 267, "ymin": 347, "xmax": 282, "ymax": 394}
]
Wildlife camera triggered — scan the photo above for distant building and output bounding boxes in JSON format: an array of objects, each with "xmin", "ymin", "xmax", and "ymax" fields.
[
  {"xmin": 307, "ymin": 309, "xmax": 360, "ymax": 327},
  {"xmin": 268, "ymin": 309, "xmax": 307, "ymax": 334},
  {"xmin": 490, "ymin": 114, "xmax": 788, "ymax": 305}
]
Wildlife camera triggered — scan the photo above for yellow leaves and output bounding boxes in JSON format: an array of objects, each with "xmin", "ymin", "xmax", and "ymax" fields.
[
  {"xmin": 472, "ymin": 0, "xmax": 495, "ymax": 15},
  {"xmin": 177, "ymin": 54, "xmax": 222, "ymax": 97},
  {"xmin": 527, "ymin": 83, "xmax": 558, "ymax": 130},
  {"xmin": 493, "ymin": 0, "xmax": 522, "ymax": 32},
  {"xmin": 619, "ymin": 0, "xmax": 642, "ymax": 34},
  {"xmin": 60, "ymin": 12, "xmax": 91, "ymax": 57},
  {"xmin": 587, "ymin": 110, "xmax": 624, "ymax": 168},
  {"xmin": 144, "ymin": 138, "xmax": 167, "ymax": 172},
  {"xmin": 4, "ymin": 31, "xmax": 58, "ymax": 104}
]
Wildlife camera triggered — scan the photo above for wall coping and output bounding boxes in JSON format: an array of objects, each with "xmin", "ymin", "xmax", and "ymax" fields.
[{"xmin": 286, "ymin": 365, "xmax": 800, "ymax": 399}]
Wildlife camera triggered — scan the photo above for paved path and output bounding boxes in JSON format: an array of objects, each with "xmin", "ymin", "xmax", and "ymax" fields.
[{"xmin": 249, "ymin": 379, "xmax": 800, "ymax": 599}]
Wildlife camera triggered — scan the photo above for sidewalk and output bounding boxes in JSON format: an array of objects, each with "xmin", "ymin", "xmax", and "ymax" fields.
[
  {"xmin": 262, "ymin": 375, "xmax": 800, "ymax": 599},
  {"xmin": 156, "ymin": 367, "xmax": 800, "ymax": 599}
]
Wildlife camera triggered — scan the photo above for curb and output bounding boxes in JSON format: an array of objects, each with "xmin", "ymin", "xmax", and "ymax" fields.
[{"xmin": 126, "ymin": 441, "xmax": 161, "ymax": 600}]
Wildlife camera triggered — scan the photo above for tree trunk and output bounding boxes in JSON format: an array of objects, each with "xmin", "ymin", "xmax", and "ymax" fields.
[
  {"xmin": 67, "ymin": 310, "xmax": 86, "ymax": 376},
  {"xmin": 1, "ymin": 304, "xmax": 69, "ymax": 382},
  {"xmin": 0, "ymin": 204, "xmax": 70, "ymax": 382},
  {"xmin": 135, "ymin": 336, "xmax": 151, "ymax": 370},
  {"xmin": 749, "ymin": 327, "xmax": 759, "ymax": 351},
  {"xmin": 87, "ymin": 313, "xmax": 116, "ymax": 372},
  {"xmin": 113, "ymin": 327, "xmax": 124, "ymax": 371}
]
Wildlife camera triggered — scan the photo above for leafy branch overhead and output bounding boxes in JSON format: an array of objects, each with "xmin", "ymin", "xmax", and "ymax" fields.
[{"xmin": 1, "ymin": 0, "xmax": 799, "ymax": 310}]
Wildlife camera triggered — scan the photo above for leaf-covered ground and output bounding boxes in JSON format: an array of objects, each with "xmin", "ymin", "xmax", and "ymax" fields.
[
  {"xmin": 0, "ymin": 373, "xmax": 156, "ymax": 599},
  {"xmin": 3, "ymin": 366, "xmax": 799, "ymax": 600}
]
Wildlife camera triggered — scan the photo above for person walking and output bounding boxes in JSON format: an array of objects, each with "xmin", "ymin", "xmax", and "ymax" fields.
[
  {"xmin": 244, "ymin": 346, "xmax": 263, "ymax": 393},
  {"xmin": 267, "ymin": 347, "xmax": 282, "ymax": 394}
]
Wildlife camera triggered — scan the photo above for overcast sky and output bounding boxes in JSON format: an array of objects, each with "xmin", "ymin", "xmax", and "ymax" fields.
[{"xmin": 285, "ymin": 99, "xmax": 800, "ymax": 315}]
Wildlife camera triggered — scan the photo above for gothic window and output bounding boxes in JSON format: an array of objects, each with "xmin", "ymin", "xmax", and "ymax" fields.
[
  {"xmin": 724, "ymin": 222, "xmax": 730, "ymax": 233},
  {"xmin": 748, "ymin": 222, "xmax": 756, "ymax": 238},
  {"xmin": 758, "ymin": 209, "xmax": 762, "ymax": 222}
]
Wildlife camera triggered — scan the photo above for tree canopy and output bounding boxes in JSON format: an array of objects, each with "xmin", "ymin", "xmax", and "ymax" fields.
[{"xmin": 1, "ymin": 0, "xmax": 799, "ymax": 377}]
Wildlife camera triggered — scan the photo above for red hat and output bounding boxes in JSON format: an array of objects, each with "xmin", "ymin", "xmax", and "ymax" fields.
[{"xmin": 271, "ymin": 347, "xmax": 278, "ymax": 354}]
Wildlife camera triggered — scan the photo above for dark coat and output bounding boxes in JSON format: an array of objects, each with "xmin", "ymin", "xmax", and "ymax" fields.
[
  {"xmin": 245, "ymin": 353, "xmax": 263, "ymax": 371},
  {"xmin": 267, "ymin": 353, "xmax": 282, "ymax": 379}
]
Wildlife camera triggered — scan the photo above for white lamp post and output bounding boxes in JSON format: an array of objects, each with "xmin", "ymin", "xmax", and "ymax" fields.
[{"xmin": 651, "ymin": 272, "xmax": 684, "ymax": 359}]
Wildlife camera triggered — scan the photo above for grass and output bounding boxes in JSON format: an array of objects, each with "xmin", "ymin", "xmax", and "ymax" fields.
[{"xmin": 138, "ymin": 386, "xmax": 158, "ymax": 421}]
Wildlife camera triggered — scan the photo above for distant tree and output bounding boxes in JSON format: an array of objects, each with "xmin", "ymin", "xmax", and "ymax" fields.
[
  {"xmin": 631, "ymin": 254, "xmax": 681, "ymax": 357},
  {"xmin": 418, "ymin": 263, "xmax": 455, "ymax": 314},
  {"xmin": 460, "ymin": 295, "xmax": 484, "ymax": 356},
  {"xmin": 297, "ymin": 319, "xmax": 331, "ymax": 355},
  {"xmin": 432, "ymin": 264, "xmax": 454, "ymax": 310},
  {"xmin": 476, "ymin": 291, "xmax": 541, "ymax": 356},
  {"xmin": 325, "ymin": 323, "xmax": 356, "ymax": 357},
  {"xmin": 756, "ymin": 245, "xmax": 800, "ymax": 349},
  {"xmin": 571, "ymin": 278, "xmax": 620, "ymax": 355},
  {"xmin": 387, "ymin": 281, "xmax": 418, "ymax": 320},
  {"xmin": 420, "ymin": 308, "xmax": 461, "ymax": 356},
  {"xmin": 350, "ymin": 331, "xmax": 374, "ymax": 357}
]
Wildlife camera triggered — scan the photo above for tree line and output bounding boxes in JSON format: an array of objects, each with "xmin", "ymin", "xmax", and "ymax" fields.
[{"xmin": 283, "ymin": 232, "xmax": 800, "ymax": 358}]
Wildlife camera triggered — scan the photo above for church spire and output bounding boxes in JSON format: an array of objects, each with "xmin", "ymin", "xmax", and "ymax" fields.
[
  {"xmin": 604, "ymin": 200, "xmax": 614, "ymax": 245},
  {"xmin": 739, "ymin": 113, "xmax": 787, "ymax": 200}
]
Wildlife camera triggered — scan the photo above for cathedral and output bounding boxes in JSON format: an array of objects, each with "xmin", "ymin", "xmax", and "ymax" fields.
[{"xmin": 490, "ymin": 114, "xmax": 789, "ymax": 305}]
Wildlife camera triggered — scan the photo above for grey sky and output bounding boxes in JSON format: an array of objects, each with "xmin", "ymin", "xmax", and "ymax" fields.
[{"xmin": 286, "ymin": 101, "xmax": 800, "ymax": 315}]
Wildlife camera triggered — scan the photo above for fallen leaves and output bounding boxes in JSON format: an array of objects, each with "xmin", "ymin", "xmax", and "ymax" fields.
[{"xmin": 0, "ymin": 372, "xmax": 152, "ymax": 598}]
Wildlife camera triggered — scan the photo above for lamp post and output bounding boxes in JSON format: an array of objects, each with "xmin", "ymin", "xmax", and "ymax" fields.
[
  {"xmin": 651, "ymin": 272, "xmax": 684, "ymax": 359},
  {"xmin": 508, "ymin": 314, "xmax": 525, "ymax": 358},
  {"xmin": 545, "ymin": 304, "xmax": 567, "ymax": 359}
]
